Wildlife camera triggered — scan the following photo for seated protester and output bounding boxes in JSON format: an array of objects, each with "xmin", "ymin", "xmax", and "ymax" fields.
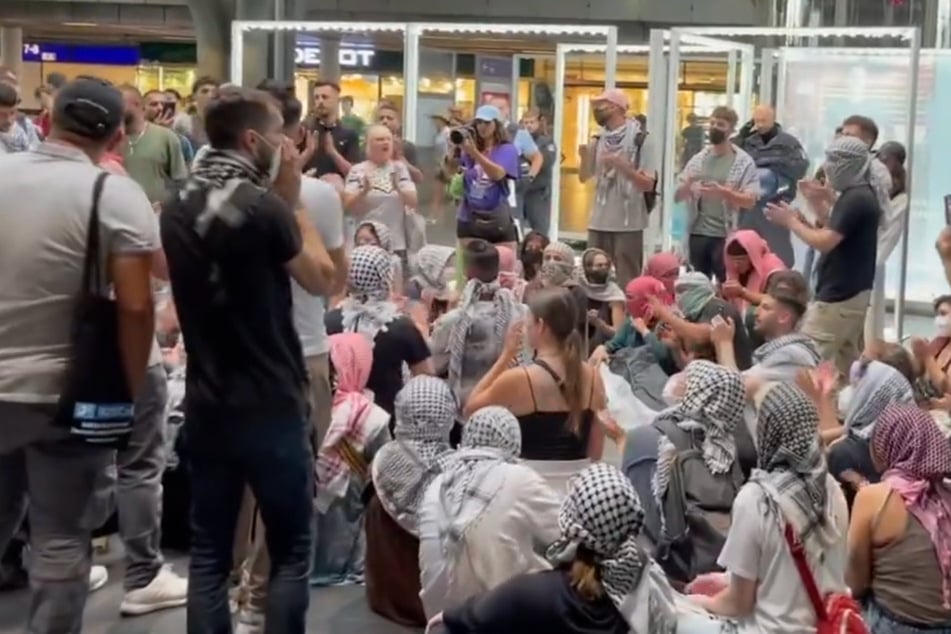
[
  {"xmin": 312, "ymin": 333, "xmax": 392, "ymax": 587},
  {"xmin": 910, "ymin": 294, "xmax": 951, "ymax": 399},
  {"xmin": 406, "ymin": 244, "xmax": 455, "ymax": 302},
  {"xmin": 366, "ymin": 376, "xmax": 456, "ymax": 627},
  {"xmin": 418, "ymin": 406, "xmax": 561, "ymax": 618},
  {"xmin": 427, "ymin": 463, "xmax": 679, "ymax": 634},
  {"xmin": 430, "ymin": 239, "xmax": 522, "ymax": 409},
  {"xmin": 721, "ymin": 229, "xmax": 787, "ymax": 337},
  {"xmin": 538, "ymin": 240, "xmax": 590, "ymax": 339},
  {"xmin": 589, "ymin": 275, "xmax": 679, "ymax": 376},
  {"xmin": 649, "ymin": 272, "xmax": 754, "ymax": 370},
  {"xmin": 496, "ymin": 245, "xmax": 528, "ymax": 303},
  {"xmin": 578, "ymin": 248, "xmax": 626, "ymax": 356},
  {"xmin": 519, "ymin": 230, "xmax": 549, "ymax": 294},
  {"xmin": 621, "ymin": 361, "xmax": 746, "ymax": 547},
  {"xmin": 325, "ymin": 245, "xmax": 432, "ymax": 419},
  {"xmin": 354, "ymin": 219, "xmax": 404, "ymax": 295},
  {"xmin": 849, "ymin": 405, "xmax": 951, "ymax": 633},
  {"xmin": 681, "ymin": 382, "xmax": 850, "ymax": 634},
  {"xmin": 644, "ymin": 251, "xmax": 681, "ymax": 303},
  {"xmin": 464, "ymin": 288, "xmax": 607, "ymax": 496},
  {"xmin": 824, "ymin": 356, "xmax": 915, "ymax": 492}
]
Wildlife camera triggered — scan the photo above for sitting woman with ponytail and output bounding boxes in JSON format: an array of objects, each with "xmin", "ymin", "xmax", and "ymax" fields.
[{"xmin": 464, "ymin": 287, "xmax": 607, "ymax": 496}]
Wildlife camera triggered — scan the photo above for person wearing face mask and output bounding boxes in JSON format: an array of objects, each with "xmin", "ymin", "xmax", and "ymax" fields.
[
  {"xmin": 675, "ymin": 106, "xmax": 759, "ymax": 283},
  {"xmin": 910, "ymin": 295, "xmax": 951, "ymax": 400},
  {"xmin": 578, "ymin": 248, "xmax": 626, "ymax": 355},
  {"xmin": 160, "ymin": 86, "xmax": 337, "ymax": 633},
  {"xmin": 579, "ymin": 89, "xmax": 658, "ymax": 287},
  {"xmin": 118, "ymin": 84, "xmax": 188, "ymax": 204},
  {"xmin": 766, "ymin": 135, "xmax": 881, "ymax": 380}
]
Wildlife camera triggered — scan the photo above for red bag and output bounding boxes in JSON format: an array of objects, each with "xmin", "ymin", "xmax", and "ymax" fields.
[{"xmin": 783, "ymin": 524, "xmax": 869, "ymax": 634}]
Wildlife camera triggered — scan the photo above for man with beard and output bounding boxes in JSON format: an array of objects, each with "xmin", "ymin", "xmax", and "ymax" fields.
[
  {"xmin": 119, "ymin": 85, "xmax": 188, "ymax": 203},
  {"xmin": 675, "ymin": 105, "xmax": 759, "ymax": 282},
  {"xmin": 518, "ymin": 108, "xmax": 558, "ymax": 237},
  {"xmin": 734, "ymin": 105, "xmax": 809, "ymax": 266},
  {"xmin": 304, "ymin": 81, "xmax": 360, "ymax": 178}
]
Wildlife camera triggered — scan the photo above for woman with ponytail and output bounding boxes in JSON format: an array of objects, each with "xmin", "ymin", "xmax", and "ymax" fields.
[{"xmin": 465, "ymin": 288, "xmax": 607, "ymax": 496}]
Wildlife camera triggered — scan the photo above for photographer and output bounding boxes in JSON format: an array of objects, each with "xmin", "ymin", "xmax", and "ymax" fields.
[{"xmin": 447, "ymin": 104, "xmax": 520, "ymax": 249}]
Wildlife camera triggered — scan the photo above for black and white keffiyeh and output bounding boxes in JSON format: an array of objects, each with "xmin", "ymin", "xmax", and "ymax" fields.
[
  {"xmin": 371, "ymin": 376, "xmax": 457, "ymax": 536},
  {"xmin": 540, "ymin": 241, "xmax": 579, "ymax": 288},
  {"xmin": 447, "ymin": 279, "xmax": 517, "ymax": 397},
  {"xmin": 187, "ymin": 149, "xmax": 270, "ymax": 238},
  {"xmin": 845, "ymin": 360, "xmax": 915, "ymax": 440},
  {"xmin": 411, "ymin": 244, "xmax": 456, "ymax": 298},
  {"xmin": 546, "ymin": 463, "xmax": 676, "ymax": 634},
  {"xmin": 653, "ymin": 360, "xmax": 745, "ymax": 505},
  {"xmin": 436, "ymin": 406, "xmax": 521, "ymax": 555},
  {"xmin": 340, "ymin": 245, "xmax": 400, "ymax": 345},
  {"xmin": 822, "ymin": 135, "xmax": 872, "ymax": 193},
  {"xmin": 358, "ymin": 220, "xmax": 394, "ymax": 253},
  {"xmin": 752, "ymin": 333, "xmax": 822, "ymax": 367},
  {"xmin": 579, "ymin": 248, "xmax": 626, "ymax": 303},
  {"xmin": 750, "ymin": 382, "xmax": 832, "ymax": 546}
]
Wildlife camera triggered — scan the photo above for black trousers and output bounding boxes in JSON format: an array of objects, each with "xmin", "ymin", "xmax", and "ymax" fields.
[{"xmin": 688, "ymin": 234, "xmax": 726, "ymax": 283}]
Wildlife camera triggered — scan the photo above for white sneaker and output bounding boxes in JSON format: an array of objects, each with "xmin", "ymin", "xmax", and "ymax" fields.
[
  {"xmin": 119, "ymin": 565, "xmax": 188, "ymax": 616},
  {"xmin": 235, "ymin": 609, "xmax": 265, "ymax": 634},
  {"xmin": 89, "ymin": 565, "xmax": 109, "ymax": 592}
]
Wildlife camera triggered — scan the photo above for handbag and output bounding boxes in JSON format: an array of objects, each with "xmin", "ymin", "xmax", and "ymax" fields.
[
  {"xmin": 53, "ymin": 172, "xmax": 135, "ymax": 449},
  {"xmin": 783, "ymin": 523, "xmax": 869, "ymax": 634}
]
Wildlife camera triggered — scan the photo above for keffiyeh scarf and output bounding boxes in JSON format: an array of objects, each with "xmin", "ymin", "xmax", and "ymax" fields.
[
  {"xmin": 653, "ymin": 361, "xmax": 745, "ymax": 507},
  {"xmin": 371, "ymin": 376, "xmax": 456, "ymax": 536},
  {"xmin": 447, "ymin": 278, "xmax": 517, "ymax": 398},
  {"xmin": 188, "ymin": 149, "xmax": 270, "ymax": 238},
  {"xmin": 750, "ymin": 382, "xmax": 832, "ymax": 547},
  {"xmin": 340, "ymin": 245, "xmax": 400, "ymax": 346},
  {"xmin": 358, "ymin": 220, "xmax": 394, "ymax": 252},
  {"xmin": 547, "ymin": 463, "xmax": 676, "ymax": 634},
  {"xmin": 436, "ymin": 407, "xmax": 521, "ymax": 556},
  {"xmin": 845, "ymin": 360, "xmax": 915, "ymax": 439},
  {"xmin": 594, "ymin": 119, "xmax": 641, "ymax": 223},
  {"xmin": 315, "ymin": 333, "xmax": 379, "ymax": 513},
  {"xmin": 580, "ymin": 248, "xmax": 626, "ymax": 303},
  {"xmin": 822, "ymin": 135, "xmax": 872, "ymax": 192},
  {"xmin": 873, "ymin": 404, "xmax": 951, "ymax": 607},
  {"xmin": 752, "ymin": 333, "xmax": 822, "ymax": 368},
  {"xmin": 540, "ymin": 241, "xmax": 579, "ymax": 288},
  {"xmin": 674, "ymin": 272, "xmax": 716, "ymax": 321},
  {"xmin": 411, "ymin": 244, "xmax": 455, "ymax": 300}
]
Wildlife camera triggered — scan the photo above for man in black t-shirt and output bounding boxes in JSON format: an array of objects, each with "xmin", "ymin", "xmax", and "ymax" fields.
[
  {"xmin": 304, "ymin": 81, "xmax": 360, "ymax": 178},
  {"xmin": 766, "ymin": 135, "xmax": 881, "ymax": 378},
  {"xmin": 160, "ymin": 86, "xmax": 335, "ymax": 632}
]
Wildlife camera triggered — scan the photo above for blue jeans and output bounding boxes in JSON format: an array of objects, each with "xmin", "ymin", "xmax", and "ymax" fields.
[{"xmin": 185, "ymin": 413, "xmax": 314, "ymax": 634}]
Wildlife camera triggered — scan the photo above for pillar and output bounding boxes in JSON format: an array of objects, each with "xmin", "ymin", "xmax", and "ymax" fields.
[
  {"xmin": 319, "ymin": 35, "xmax": 341, "ymax": 83},
  {"xmin": 188, "ymin": 0, "xmax": 232, "ymax": 82},
  {"xmin": 237, "ymin": 0, "xmax": 275, "ymax": 86},
  {"xmin": 0, "ymin": 27, "xmax": 23, "ymax": 80}
]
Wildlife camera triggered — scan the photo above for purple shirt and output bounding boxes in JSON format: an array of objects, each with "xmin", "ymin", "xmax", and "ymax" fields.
[{"xmin": 458, "ymin": 142, "xmax": 519, "ymax": 221}]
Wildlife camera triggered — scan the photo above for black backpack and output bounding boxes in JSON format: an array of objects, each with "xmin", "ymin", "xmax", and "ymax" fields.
[
  {"xmin": 634, "ymin": 131, "xmax": 658, "ymax": 213},
  {"xmin": 652, "ymin": 416, "xmax": 744, "ymax": 585}
]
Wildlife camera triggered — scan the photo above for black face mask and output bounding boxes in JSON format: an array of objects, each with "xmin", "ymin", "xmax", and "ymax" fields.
[
  {"xmin": 593, "ymin": 110, "xmax": 610, "ymax": 127},
  {"xmin": 708, "ymin": 128, "xmax": 727, "ymax": 145},
  {"xmin": 586, "ymin": 270, "xmax": 609, "ymax": 285}
]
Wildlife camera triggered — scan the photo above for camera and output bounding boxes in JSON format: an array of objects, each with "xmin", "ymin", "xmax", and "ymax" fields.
[{"xmin": 449, "ymin": 124, "xmax": 476, "ymax": 145}]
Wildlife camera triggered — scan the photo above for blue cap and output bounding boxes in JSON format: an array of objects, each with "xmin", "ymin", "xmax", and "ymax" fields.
[{"xmin": 474, "ymin": 104, "xmax": 501, "ymax": 122}]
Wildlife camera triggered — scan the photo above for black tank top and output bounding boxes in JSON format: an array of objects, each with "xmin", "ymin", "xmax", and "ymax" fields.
[{"xmin": 516, "ymin": 359, "xmax": 595, "ymax": 461}]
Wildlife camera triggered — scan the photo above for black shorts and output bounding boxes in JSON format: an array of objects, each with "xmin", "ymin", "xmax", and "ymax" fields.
[{"xmin": 456, "ymin": 215, "xmax": 517, "ymax": 244}]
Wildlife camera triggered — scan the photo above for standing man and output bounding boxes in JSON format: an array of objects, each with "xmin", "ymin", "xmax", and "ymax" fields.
[
  {"xmin": 766, "ymin": 135, "xmax": 881, "ymax": 379},
  {"xmin": 579, "ymin": 89, "xmax": 658, "ymax": 286},
  {"xmin": 377, "ymin": 101, "xmax": 423, "ymax": 183},
  {"xmin": 120, "ymin": 85, "xmax": 188, "ymax": 203},
  {"xmin": 675, "ymin": 105, "xmax": 759, "ymax": 282},
  {"xmin": 519, "ymin": 108, "xmax": 558, "ymax": 237},
  {"xmin": 305, "ymin": 81, "xmax": 360, "ymax": 178},
  {"xmin": 161, "ymin": 86, "xmax": 335, "ymax": 634},
  {"xmin": 0, "ymin": 68, "xmax": 40, "ymax": 152},
  {"xmin": 0, "ymin": 77, "xmax": 157, "ymax": 633},
  {"xmin": 175, "ymin": 76, "xmax": 219, "ymax": 149},
  {"xmin": 144, "ymin": 89, "xmax": 195, "ymax": 164},
  {"xmin": 340, "ymin": 95, "xmax": 366, "ymax": 137}
]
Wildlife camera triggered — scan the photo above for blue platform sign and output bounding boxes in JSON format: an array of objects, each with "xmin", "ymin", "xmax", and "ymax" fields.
[{"xmin": 22, "ymin": 42, "xmax": 141, "ymax": 65}]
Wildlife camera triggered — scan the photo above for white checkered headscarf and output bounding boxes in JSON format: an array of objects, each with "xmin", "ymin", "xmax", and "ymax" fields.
[
  {"xmin": 653, "ymin": 360, "xmax": 745, "ymax": 505},
  {"xmin": 435, "ymin": 406, "xmax": 521, "ymax": 556},
  {"xmin": 750, "ymin": 382, "xmax": 833, "ymax": 548},
  {"xmin": 357, "ymin": 220, "xmax": 393, "ymax": 252},
  {"xmin": 845, "ymin": 360, "xmax": 915, "ymax": 440},
  {"xmin": 340, "ymin": 245, "xmax": 399, "ymax": 345},
  {"xmin": 822, "ymin": 135, "xmax": 872, "ymax": 192},
  {"xmin": 411, "ymin": 244, "xmax": 456, "ymax": 298},
  {"xmin": 371, "ymin": 376, "xmax": 456, "ymax": 535},
  {"xmin": 547, "ymin": 463, "xmax": 676, "ymax": 634}
]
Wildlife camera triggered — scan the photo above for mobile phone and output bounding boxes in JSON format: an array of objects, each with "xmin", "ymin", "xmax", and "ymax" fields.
[
  {"xmin": 161, "ymin": 102, "xmax": 176, "ymax": 119},
  {"xmin": 944, "ymin": 194, "xmax": 951, "ymax": 225}
]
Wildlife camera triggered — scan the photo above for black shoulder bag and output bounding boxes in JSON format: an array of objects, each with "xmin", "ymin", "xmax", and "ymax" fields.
[{"xmin": 54, "ymin": 172, "xmax": 135, "ymax": 449}]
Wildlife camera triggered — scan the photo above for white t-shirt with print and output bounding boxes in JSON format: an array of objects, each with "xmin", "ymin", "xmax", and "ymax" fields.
[{"xmin": 717, "ymin": 475, "xmax": 849, "ymax": 634}]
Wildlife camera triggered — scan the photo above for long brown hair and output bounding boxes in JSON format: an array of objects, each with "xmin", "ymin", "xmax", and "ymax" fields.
[
  {"xmin": 527, "ymin": 288, "xmax": 586, "ymax": 433},
  {"xmin": 475, "ymin": 119, "xmax": 509, "ymax": 153}
]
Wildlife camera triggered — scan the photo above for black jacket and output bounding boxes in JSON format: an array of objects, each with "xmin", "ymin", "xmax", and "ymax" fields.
[{"xmin": 734, "ymin": 121, "xmax": 809, "ymax": 183}]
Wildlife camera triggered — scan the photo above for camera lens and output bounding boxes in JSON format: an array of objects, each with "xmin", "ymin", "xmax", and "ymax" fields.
[{"xmin": 449, "ymin": 128, "xmax": 464, "ymax": 145}]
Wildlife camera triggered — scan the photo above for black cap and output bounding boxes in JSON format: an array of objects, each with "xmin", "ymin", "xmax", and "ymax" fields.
[{"xmin": 52, "ymin": 78, "xmax": 123, "ymax": 141}]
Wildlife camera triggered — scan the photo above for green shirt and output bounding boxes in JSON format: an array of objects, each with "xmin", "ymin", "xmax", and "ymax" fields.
[
  {"xmin": 341, "ymin": 114, "xmax": 366, "ymax": 138},
  {"xmin": 122, "ymin": 123, "xmax": 188, "ymax": 203},
  {"xmin": 693, "ymin": 152, "xmax": 735, "ymax": 238}
]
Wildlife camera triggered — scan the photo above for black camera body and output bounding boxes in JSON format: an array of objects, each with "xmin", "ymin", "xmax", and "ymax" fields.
[{"xmin": 449, "ymin": 123, "xmax": 477, "ymax": 145}]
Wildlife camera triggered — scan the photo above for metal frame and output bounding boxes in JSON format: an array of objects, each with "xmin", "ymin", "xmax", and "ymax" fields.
[{"xmin": 661, "ymin": 26, "xmax": 920, "ymax": 340}]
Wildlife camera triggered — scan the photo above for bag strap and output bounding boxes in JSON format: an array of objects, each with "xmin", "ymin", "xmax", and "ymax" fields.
[
  {"xmin": 533, "ymin": 358, "xmax": 563, "ymax": 387},
  {"xmin": 782, "ymin": 523, "xmax": 829, "ymax": 622},
  {"xmin": 82, "ymin": 172, "xmax": 110, "ymax": 296}
]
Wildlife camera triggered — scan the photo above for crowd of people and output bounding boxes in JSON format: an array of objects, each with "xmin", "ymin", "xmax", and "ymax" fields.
[{"xmin": 0, "ymin": 60, "xmax": 949, "ymax": 634}]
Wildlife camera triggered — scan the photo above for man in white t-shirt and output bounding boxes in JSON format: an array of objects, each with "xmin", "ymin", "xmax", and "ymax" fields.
[{"xmin": 233, "ymin": 87, "xmax": 346, "ymax": 634}]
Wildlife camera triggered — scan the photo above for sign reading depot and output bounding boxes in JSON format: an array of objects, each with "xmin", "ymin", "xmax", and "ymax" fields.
[{"xmin": 294, "ymin": 47, "xmax": 376, "ymax": 68}]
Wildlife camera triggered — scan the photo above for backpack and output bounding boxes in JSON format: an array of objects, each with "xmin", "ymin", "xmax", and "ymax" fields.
[
  {"xmin": 783, "ymin": 524, "xmax": 869, "ymax": 634},
  {"xmin": 634, "ymin": 130, "xmax": 658, "ymax": 213},
  {"xmin": 652, "ymin": 416, "xmax": 743, "ymax": 585}
]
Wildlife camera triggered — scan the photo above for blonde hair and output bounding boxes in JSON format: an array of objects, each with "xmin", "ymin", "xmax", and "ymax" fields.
[{"xmin": 569, "ymin": 558, "xmax": 605, "ymax": 600}]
